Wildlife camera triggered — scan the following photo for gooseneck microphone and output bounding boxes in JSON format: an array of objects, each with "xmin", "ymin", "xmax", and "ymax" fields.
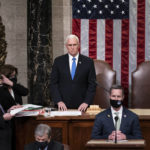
[{"xmin": 114, "ymin": 116, "xmax": 119, "ymax": 143}]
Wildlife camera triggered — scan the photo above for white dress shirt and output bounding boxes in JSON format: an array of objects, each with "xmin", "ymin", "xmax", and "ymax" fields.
[
  {"xmin": 111, "ymin": 106, "xmax": 123, "ymax": 127},
  {"xmin": 68, "ymin": 53, "xmax": 79, "ymax": 73}
]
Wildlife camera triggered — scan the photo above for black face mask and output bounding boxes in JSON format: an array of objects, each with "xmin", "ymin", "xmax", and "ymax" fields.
[
  {"xmin": 110, "ymin": 99, "xmax": 122, "ymax": 108},
  {"xmin": 35, "ymin": 141, "xmax": 48, "ymax": 149},
  {"xmin": 9, "ymin": 77, "xmax": 17, "ymax": 84}
]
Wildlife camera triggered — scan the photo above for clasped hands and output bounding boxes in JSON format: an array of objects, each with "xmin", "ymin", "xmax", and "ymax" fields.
[
  {"xmin": 108, "ymin": 130, "xmax": 126, "ymax": 141},
  {"xmin": 57, "ymin": 101, "xmax": 88, "ymax": 112}
]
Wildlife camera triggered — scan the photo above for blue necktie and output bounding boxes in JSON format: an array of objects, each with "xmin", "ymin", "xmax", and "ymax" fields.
[{"xmin": 71, "ymin": 57, "xmax": 76, "ymax": 79}]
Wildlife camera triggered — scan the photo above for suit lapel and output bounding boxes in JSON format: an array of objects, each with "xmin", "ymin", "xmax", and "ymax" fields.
[
  {"xmin": 64, "ymin": 54, "xmax": 72, "ymax": 80},
  {"xmin": 73, "ymin": 54, "xmax": 82, "ymax": 80},
  {"xmin": 106, "ymin": 108, "xmax": 116, "ymax": 130},
  {"xmin": 120, "ymin": 107, "xmax": 127, "ymax": 131}
]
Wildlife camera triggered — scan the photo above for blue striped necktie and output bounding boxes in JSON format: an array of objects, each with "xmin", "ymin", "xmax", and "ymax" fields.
[{"xmin": 71, "ymin": 57, "xmax": 76, "ymax": 79}]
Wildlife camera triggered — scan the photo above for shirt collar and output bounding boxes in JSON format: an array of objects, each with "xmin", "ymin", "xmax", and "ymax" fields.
[
  {"xmin": 111, "ymin": 106, "xmax": 123, "ymax": 115},
  {"xmin": 68, "ymin": 53, "xmax": 79, "ymax": 60}
]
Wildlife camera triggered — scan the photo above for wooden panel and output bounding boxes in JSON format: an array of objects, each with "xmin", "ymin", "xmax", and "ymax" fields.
[{"xmin": 69, "ymin": 121, "xmax": 94, "ymax": 150}]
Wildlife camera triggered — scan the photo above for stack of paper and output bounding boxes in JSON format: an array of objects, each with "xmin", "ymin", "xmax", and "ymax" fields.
[
  {"xmin": 49, "ymin": 110, "xmax": 81, "ymax": 117},
  {"xmin": 10, "ymin": 104, "xmax": 42, "ymax": 116}
]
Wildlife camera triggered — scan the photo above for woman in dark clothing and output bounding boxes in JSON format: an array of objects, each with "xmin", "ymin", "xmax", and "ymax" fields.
[{"xmin": 0, "ymin": 64, "xmax": 28, "ymax": 111}]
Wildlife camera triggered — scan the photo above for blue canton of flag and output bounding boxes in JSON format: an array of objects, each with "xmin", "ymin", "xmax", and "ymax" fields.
[{"xmin": 73, "ymin": 0, "xmax": 129, "ymax": 19}]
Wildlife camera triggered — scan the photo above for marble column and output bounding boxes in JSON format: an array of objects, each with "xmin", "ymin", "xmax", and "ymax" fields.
[{"xmin": 27, "ymin": 0, "xmax": 52, "ymax": 106}]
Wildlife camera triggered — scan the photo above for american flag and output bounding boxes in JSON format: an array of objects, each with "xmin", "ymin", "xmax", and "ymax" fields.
[{"xmin": 72, "ymin": 0, "xmax": 150, "ymax": 106}]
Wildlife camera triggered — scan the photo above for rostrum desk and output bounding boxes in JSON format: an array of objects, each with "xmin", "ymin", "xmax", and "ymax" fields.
[
  {"xmin": 15, "ymin": 109, "xmax": 150, "ymax": 150},
  {"xmin": 86, "ymin": 139, "xmax": 145, "ymax": 150}
]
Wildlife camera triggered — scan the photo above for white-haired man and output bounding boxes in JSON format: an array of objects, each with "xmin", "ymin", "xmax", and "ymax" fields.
[
  {"xmin": 50, "ymin": 34, "xmax": 96, "ymax": 111},
  {"xmin": 24, "ymin": 124, "xmax": 64, "ymax": 150}
]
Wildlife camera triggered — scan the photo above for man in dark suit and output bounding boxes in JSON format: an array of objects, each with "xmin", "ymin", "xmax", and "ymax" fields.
[
  {"xmin": 91, "ymin": 85, "xmax": 142, "ymax": 140},
  {"xmin": 50, "ymin": 34, "xmax": 96, "ymax": 111},
  {"xmin": 24, "ymin": 124, "xmax": 64, "ymax": 150}
]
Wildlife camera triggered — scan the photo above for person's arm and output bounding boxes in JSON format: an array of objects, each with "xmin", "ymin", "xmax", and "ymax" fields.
[
  {"xmin": 12, "ymin": 83, "xmax": 28, "ymax": 96},
  {"xmin": 125, "ymin": 115, "xmax": 142, "ymax": 139},
  {"xmin": 0, "ymin": 113, "xmax": 13, "ymax": 128},
  {"xmin": 50, "ymin": 59, "xmax": 67, "ymax": 111},
  {"xmin": 91, "ymin": 115, "xmax": 109, "ymax": 139},
  {"xmin": 84, "ymin": 60, "xmax": 96, "ymax": 105},
  {"xmin": 1, "ymin": 74, "xmax": 28, "ymax": 96}
]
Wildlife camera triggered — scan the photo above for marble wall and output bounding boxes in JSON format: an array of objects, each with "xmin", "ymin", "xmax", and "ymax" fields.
[
  {"xmin": 52, "ymin": 0, "xmax": 72, "ymax": 59},
  {"xmin": 27, "ymin": 0, "xmax": 52, "ymax": 105}
]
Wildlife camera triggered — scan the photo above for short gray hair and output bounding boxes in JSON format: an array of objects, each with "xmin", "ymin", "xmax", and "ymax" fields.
[
  {"xmin": 65, "ymin": 34, "xmax": 79, "ymax": 45},
  {"xmin": 34, "ymin": 124, "xmax": 52, "ymax": 138}
]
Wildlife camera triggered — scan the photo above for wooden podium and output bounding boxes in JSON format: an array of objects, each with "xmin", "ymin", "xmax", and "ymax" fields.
[{"xmin": 86, "ymin": 139, "xmax": 145, "ymax": 150}]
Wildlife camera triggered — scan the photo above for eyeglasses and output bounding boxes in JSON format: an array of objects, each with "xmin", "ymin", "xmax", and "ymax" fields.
[{"xmin": 67, "ymin": 44, "xmax": 78, "ymax": 47}]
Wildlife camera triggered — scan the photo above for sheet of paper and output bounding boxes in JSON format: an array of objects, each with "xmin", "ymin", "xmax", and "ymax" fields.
[
  {"xmin": 10, "ymin": 105, "xmax": 29, "ymax": 115},
  {"xmin": 49, "ymin": 111, "xmax": 81, "ymax": 117}
]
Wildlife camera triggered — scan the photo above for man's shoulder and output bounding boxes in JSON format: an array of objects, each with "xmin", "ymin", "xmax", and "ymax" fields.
[
  {"xmin": 123, "ymin": 107, "xmax": 139, "ymax": 118},
  {"xmin": 55, "ymin": 54, "xmax": 68, "ymax": 60},
  {"xmin": 79, "ymin": 54, "xmax": 93, "ymax": 62},
  {"xmin": 48, "ymin": 140, "xmax": 64, "ymax": 150},
  {"xmin": 96, "ymin": 108, "xmax": 110, "ymax": 118}
]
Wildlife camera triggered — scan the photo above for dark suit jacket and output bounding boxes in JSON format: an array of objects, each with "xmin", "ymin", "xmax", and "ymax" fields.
[
  {"xmin": 0, "ymin": 83, "xmax": 28, "ymax": 111},
  {"xmin": 50, "ymin": 54, "xmax": 96, "ymax": 109},
  {"xmin": 24, "ymin": 140, "xmax": 64, "ymax": 150},
  {"xmin": 91, "ymin": 107, "xmax": 142, "ymax": 139},
  {"xmin": 0, "ymin": 108, "xmax": 12, "ymax": 150}
]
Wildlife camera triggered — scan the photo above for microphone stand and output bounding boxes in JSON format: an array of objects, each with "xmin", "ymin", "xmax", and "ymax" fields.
[{"xmin": 114, "ymin": 116, "xmax": 118, "ymax": 143}]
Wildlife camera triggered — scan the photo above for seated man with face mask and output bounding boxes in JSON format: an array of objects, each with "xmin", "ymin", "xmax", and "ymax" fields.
[
  {"xmin": 91, "ymin": 85, "xmax": 142, "ymax": 140},
  {"xmin": 24, "ymin": 124, "xmax": 64, "ymax": 150}
]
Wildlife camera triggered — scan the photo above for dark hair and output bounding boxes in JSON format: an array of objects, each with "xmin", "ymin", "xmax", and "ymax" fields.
[
  {"xmin": 0, "ymin": 64, "xmax": 18, "ymax": 78},
  {"xmin": 110, "ymin": 84, "xmax": 124, "ymax": 96}
]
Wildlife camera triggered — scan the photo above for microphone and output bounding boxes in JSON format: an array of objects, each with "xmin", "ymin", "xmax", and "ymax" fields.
[
  {"xmin": 114, "ymin": 116, "xmax": 118, "ymax": 143},
  {"xmin": 95, "ymin": 80, "xmax": 110, "ymax": 93}
]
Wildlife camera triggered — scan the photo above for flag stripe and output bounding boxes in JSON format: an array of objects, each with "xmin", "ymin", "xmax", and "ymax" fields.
[
  {"xmin": 137, "ymin": 0, "xmax": 145, "ymax": 65},
  {"xmin": 72, "ymin": 19, "xmax": 81, "ymax": 52},
  {"xmin": 81, "ymin": 19, "xmax": 89, "ymax": 56},
  {"xmin": 121, "ymin": 19, "xmax": 129, "ymax": 106},
  {"xmin": 145, "ymin": 0, "xmax": 150, "ymax": 60},
  {"xmin": 89, "ymin": 20, "xmax": 97, "ymax": 59},
  {"xmin": 113, "ymin": 20, "xmax": 121, "ymax": 84},
  {"xmin": 97, "ymin": 20, "xmax": 105, "ymax": 60},
  {"xmin": 105, "ymin": 20, "xmax": 113, "ymax": 68},
  {"xmin": 129, "ymin": 0, "xmax": 137, "ymax": 87}
]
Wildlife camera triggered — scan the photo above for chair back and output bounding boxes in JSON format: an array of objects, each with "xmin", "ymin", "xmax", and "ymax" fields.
[
  {"xmin": 93, "ymin": 60, "xmax": 116, "ymax": 108},
  {"xmin": 131, "ymin": 61, "xmax": 150, "ymax": 108}
]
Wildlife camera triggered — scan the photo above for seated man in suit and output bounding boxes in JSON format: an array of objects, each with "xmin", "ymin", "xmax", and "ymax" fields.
[
  {"xmin": 50, "ymin": 34, "xmax": 96, "ymax": 111},
  {"xmin": 91, "ymin": 85, "xmax": 142, "ymax": 140},
  {"xmin": 24, "ymin": 124, "xmax": 64, "ymax": 150}
]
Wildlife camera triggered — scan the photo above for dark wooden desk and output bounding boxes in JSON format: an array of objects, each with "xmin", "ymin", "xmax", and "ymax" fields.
[
  {"xmin": 15, "ymin": 111, "xmax": 150, "ymax": 150},
  {"xmin": 86, "ymin": 139, "xmax": 145, "ymax": 150}
]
